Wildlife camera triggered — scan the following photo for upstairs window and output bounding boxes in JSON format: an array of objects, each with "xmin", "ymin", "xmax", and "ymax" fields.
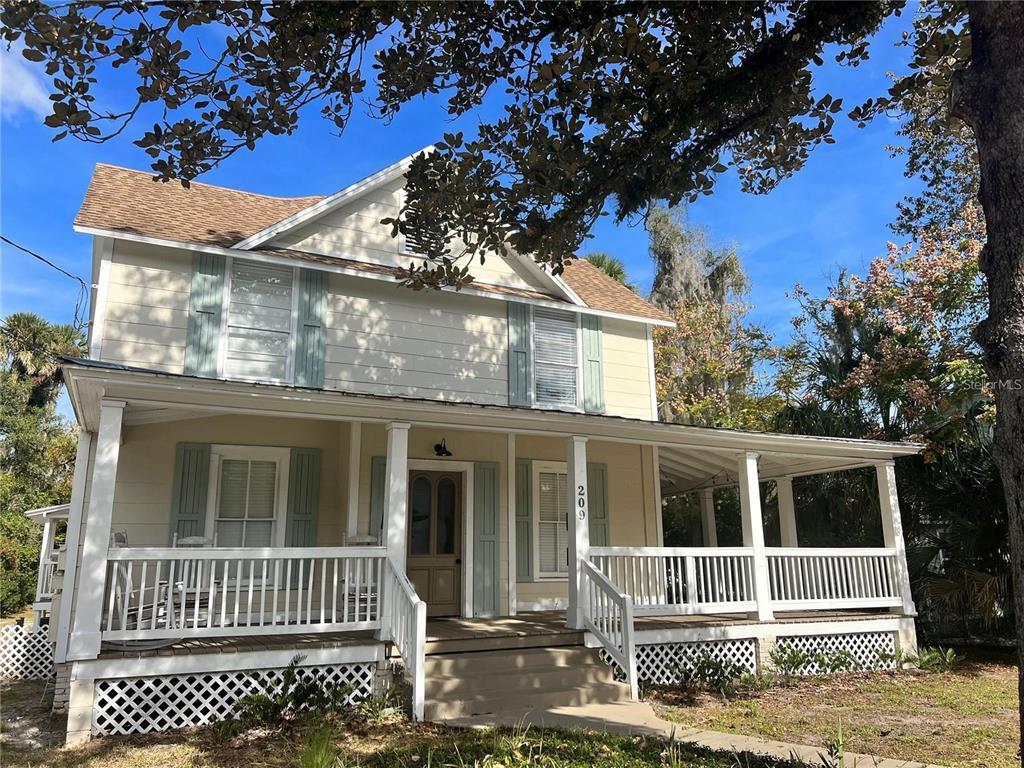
[
  {"xmin": 222, "ymin": 261, "xmax": 297, "ymax": 382},
  {"xmin": 532, "ymin": 309, "xmax": 580, "ymax": 408}
]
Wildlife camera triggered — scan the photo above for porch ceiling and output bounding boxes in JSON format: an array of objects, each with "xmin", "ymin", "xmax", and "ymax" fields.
[
  {"xmin": 62, "ymin": 360, "xmax": 921, "ymax": 481},
  {"xmin": 656, "ymin": 442, "xmax": 884, "ymax": 495}
]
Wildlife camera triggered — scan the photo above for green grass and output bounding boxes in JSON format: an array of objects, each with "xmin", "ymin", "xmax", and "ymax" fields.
[
  {"xmin": 0, "ymin": 679, "xmax": 800, "ymax": 768},
  {"xmin": 649, "ymin": 646, "xmax": 1019, "ymax": 768}
]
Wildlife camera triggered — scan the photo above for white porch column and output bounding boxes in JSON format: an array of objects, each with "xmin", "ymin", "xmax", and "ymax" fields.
[
  {"xmin": 876, "ymin": 461, "xmax": 917, "ymax": 616},
  {"xmin": 566, "ymin": 435, "xmax": 590, "ymax": 630},
  {"xmin": 776, "ymin": 476, "xmax": 799, "ymax": 547},
  {"xmin": 345, "ymin": 422, "xmax": 361, "ymax": 542},
  {"xmin": 737, "ymin": 451, "xmax": 773, "ymax": 621},
  {"xmin": 506, "ymin": 432, "xmax": 518, "ymax": 616},
  {"xmin": 55, "ymin": 431, "xmax": 94, "ymax": 664},
  {"xmin": 383, "ymin": 422, "xmax": 410, "ymax": 570},
  {"xmin": 32, "ymin": 518, "xmax": 54, "ymax": 624},
  {"xmin": 699, "ymin": 488, "xmax": 718, "ymax": 547},
  {"xmin": 68, "ymin": 399, "xmax": 125, "ymax": 661}
]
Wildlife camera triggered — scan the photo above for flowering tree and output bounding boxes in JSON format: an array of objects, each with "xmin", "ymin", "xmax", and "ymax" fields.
[
  {"xmin": 782, "ymin": 205, "xmax": 988, "ymax": 449},
  {"xmin": 777, "ymin": 206, "xmax": 1008, "ymax": 633},
  {"xmin": 655, "ymin": 299, "xmax": 780, "ymax": 430}
]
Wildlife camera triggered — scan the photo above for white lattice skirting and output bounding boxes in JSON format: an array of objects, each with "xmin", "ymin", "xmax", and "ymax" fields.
[
  {"xmin": 776, "ymin": 631, "xmax": 896, "ymax": 675},
  {"xmin": 92, "ymin": 662, "xmax": 375, "ymax": 736},
  {"xmin": 634, "ymin": 639, "xmax": 757, "ymax": 685},
  {"xmin": 0, "ymin": 624, "xmax": 53, "ymax": 680}
]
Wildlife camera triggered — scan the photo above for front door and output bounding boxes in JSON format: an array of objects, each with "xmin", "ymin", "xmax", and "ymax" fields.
[{"xmin": 406, "ymin": 471, "xmax": 462, "ymax": 617}]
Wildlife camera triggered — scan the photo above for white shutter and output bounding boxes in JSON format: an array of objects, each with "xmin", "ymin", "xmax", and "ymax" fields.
[
  {"xmin": 533, "ymin": 309, "xmax": 578, "ymax": 407},
  {"xmin": 537, "ymin": 470, "xmax": 569, "ymax": 576},
  {"xmin": 225, "ymin": 261, "xmax": 294, "ymax": 381}
]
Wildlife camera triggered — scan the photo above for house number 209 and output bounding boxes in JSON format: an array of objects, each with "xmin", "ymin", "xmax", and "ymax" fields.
[{"xmin": 577, "ymin": 485, "xmax": 587, "ymax": 520}]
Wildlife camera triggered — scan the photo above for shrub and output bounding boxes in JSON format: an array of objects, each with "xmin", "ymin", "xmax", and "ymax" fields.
[
  {"xmin": 770, "ymin": 646, "xmax": 811, "ymax": 678},
  {"xmin": 228, "ymin": 655, "xmax": 356, "ymax": 732},
  {"xmin": 674, "ymin": 650, "xmax": 750, "ymax": 697},
  {"xmin": 357, "ymin": 683, "xmax": 405, "ymax": 724},
  {"xmin": 912, "ymin": 646, "xmax": 961, "ymax": 672}
]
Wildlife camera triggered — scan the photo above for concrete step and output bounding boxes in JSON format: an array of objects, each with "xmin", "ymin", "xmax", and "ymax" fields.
[
  {"xmin": 426, "ymin": 664, "xmax": 615, "ymax": 698},
  {"xmin": 425, "ymin": 683, "xmax": 631, "ymax": 721},
  {"xmin": 422, "ymin": 645, "xmax": 630, "ymax": 723},
  {"xmin": 424, "ymin": 630, "xmax": 584, "ymax": 656},
  {"xmin": 423, "ymin": 646, "xmax": 603, "ymax": 676}
]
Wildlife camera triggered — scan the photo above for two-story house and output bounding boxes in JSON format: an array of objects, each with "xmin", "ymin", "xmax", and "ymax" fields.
[{"xmin": 47, "ymin": 150, "xmax": 921, "ymax": 743}]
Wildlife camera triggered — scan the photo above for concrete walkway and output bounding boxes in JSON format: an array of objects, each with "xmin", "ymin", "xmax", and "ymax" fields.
[{"xmin": 447, "ymin": 699, "xmax": 946, "ymax": 768}]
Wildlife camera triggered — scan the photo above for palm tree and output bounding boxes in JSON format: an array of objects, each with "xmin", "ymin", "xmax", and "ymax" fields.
[
  {"xmin": 585, "ymin": 252, "xmax": 637, "ymax": 293},
  {"xmin": 1, "ymin": 312, "xmax": 85, "ymax": 408}
]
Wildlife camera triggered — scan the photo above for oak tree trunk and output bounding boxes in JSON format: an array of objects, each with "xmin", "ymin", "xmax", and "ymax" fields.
[{"xmin": 955, "ymin": 2, "xmax": 1024, "ymax": 760}]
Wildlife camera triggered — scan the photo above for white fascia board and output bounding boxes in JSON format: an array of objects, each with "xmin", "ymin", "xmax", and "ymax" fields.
[
  {"xmin": 72, "ymin": 642, "xmax": 383, "ymax": 681},
  {"xmin": 501, "ymin": 243, "xmax": 582, "ymax": 306},
  {"xmin": 64, "ymin": 364, "xmax": 923, "ymax": 461},
  {"xmin": 73, "ymin": 226, "xmax": 675, "ymax": 328},
  {"xmin": 232, "ymin": 146, "xmax": 434, "ymax": 251}
]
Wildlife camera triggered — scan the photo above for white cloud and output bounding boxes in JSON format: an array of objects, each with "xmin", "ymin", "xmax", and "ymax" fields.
[{"xmin": 0, "ymin": 41, "xmax": 50, "ymax": 120}]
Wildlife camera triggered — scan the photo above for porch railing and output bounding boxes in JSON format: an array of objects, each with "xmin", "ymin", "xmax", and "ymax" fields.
[
  {"xmin": 101, "ymin": 546, "xmax": 386, "ymax": 641},
  {"xmin": 580, "ymin": 559, "xmax": 638, "ymax": 698},
  {"xmin": 383, "ymin": 559, "xmax": 426, "ymax": 720},
  {"xmin": 588, "ymin": 546, "xmax": 903, "ymax": 616},
  {"xmin": 36, "ymin": 550, "xmax": 59, "ymax": 602},
  {"xmin": 589, "ymin": 546, "xmax": 757, "ymax": 615},
  {"xmin": 766, "ymin": 547, "xmax": 902, "ymax": 610}
]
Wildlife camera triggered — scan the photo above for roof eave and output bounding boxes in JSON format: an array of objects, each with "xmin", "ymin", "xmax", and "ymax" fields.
[{"xmin": 62, "ymin": 360, "xmax": 922, "ymax": 462}]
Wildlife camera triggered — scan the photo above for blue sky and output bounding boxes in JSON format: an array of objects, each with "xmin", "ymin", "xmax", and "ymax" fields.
[{"xmin": 1, "ymin": 11, "xmax": 919, "ymax": 355}]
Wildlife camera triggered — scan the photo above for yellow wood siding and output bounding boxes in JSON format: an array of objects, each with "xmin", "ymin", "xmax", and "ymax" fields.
[
  {"xmin": 324, "ymin": 274, "xmax": 509, "ymax": 403},
  {"xmin": 602, "ymin": 317, "xmax": 654, "ymax": 420},
  {"xmin": 101, "ymin": 241, "xmax": 190, "ymax": 372}
]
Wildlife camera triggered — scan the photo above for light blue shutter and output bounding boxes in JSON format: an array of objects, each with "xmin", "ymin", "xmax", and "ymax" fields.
[
  {"xmin": 508, "ymin": 303, "xmax": 532, "ymax": 406},
  {"xmin": 515, "ymin": 459, "xmax": 532, "ymax": 580},
  {"xmin": 587, "ymin": 463, "xmax": 609, "ymax": 546},
  {"xmin": 184, "ymin": 253, "xmax": 225, "ymax": 377},
  {"xmin": 369, "ymin": 456, "xmax": 387, "ymax": 542},
  {"xmin": 474, "ymin": 462, "xmax": 500, "ymax": 616},
  {"xmin": 582, "ymin": 315, "xmax": 605, "ymax": 413},
  {"xmin": 169, "ymin": 443, "xmax": 211, "ymax": 543},
  {"xmin": 295, "ymin": 269, "xmax": 327, "ymax": 388},
  {"xmin": 286, "ymin": 448, "xmax": 321, "ymax": 546}
]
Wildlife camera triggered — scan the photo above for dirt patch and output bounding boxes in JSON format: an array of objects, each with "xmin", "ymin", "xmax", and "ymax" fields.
[{"xmin": 649, "ymin": 647, "xmax": 1020, "ymax": 768}]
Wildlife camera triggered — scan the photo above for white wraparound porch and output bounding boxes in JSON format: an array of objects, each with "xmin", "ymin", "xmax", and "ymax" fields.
[{"xmin": 55, "ymin": 362, "xmax": 921, "ymax": 738}]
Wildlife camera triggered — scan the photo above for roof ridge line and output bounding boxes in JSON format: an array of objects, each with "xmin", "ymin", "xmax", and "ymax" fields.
[{"xmin": 92, "ymin": 162, "xmax": 326, "ymax": 203}]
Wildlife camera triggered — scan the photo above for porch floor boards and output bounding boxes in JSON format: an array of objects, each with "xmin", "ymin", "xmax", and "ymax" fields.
[
  {"xmin": 96, "ymin": 609, "xmax": 896, "ymax": 660},
  {"xmin": 98, "ymin": 630, "xmax": 378, "ymax": 660}
]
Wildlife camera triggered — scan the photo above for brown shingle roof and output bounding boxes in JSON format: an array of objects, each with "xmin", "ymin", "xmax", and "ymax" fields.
[
  {"xmin": 75, "ymin": 163, "xmax": 670, "ymax": 322},
  {"xmin": 75, "ymin": 164, "xmax": 323, "ymax": 248},
  {"xmin": 561, "ymin": 259, "xmax": 673, "ymax": 323}
]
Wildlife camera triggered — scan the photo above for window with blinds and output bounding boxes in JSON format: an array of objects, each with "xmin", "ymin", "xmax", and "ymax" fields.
[
  {"xmin": 537, "ymin": 469, "xmax": 569, "ymax": 577},
  {"xmin": 214, "ymin": 458, "xmax": 279, "ymax": 547},
  {"xmin": 224, "ymin": 261, "xmax": 295, "ymax": 381},
  {"xmin": 533, "ymin": 309, "xmax": 579, "ymax": 407}
]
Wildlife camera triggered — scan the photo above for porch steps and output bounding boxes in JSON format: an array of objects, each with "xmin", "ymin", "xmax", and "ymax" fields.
[
  {"xmin": 422, "ymin": 646, "xmax": 630, "ymax": 721},
  {"xmin": 424, "ymin": 629, "xmax": 584, "ymax": 656}
]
